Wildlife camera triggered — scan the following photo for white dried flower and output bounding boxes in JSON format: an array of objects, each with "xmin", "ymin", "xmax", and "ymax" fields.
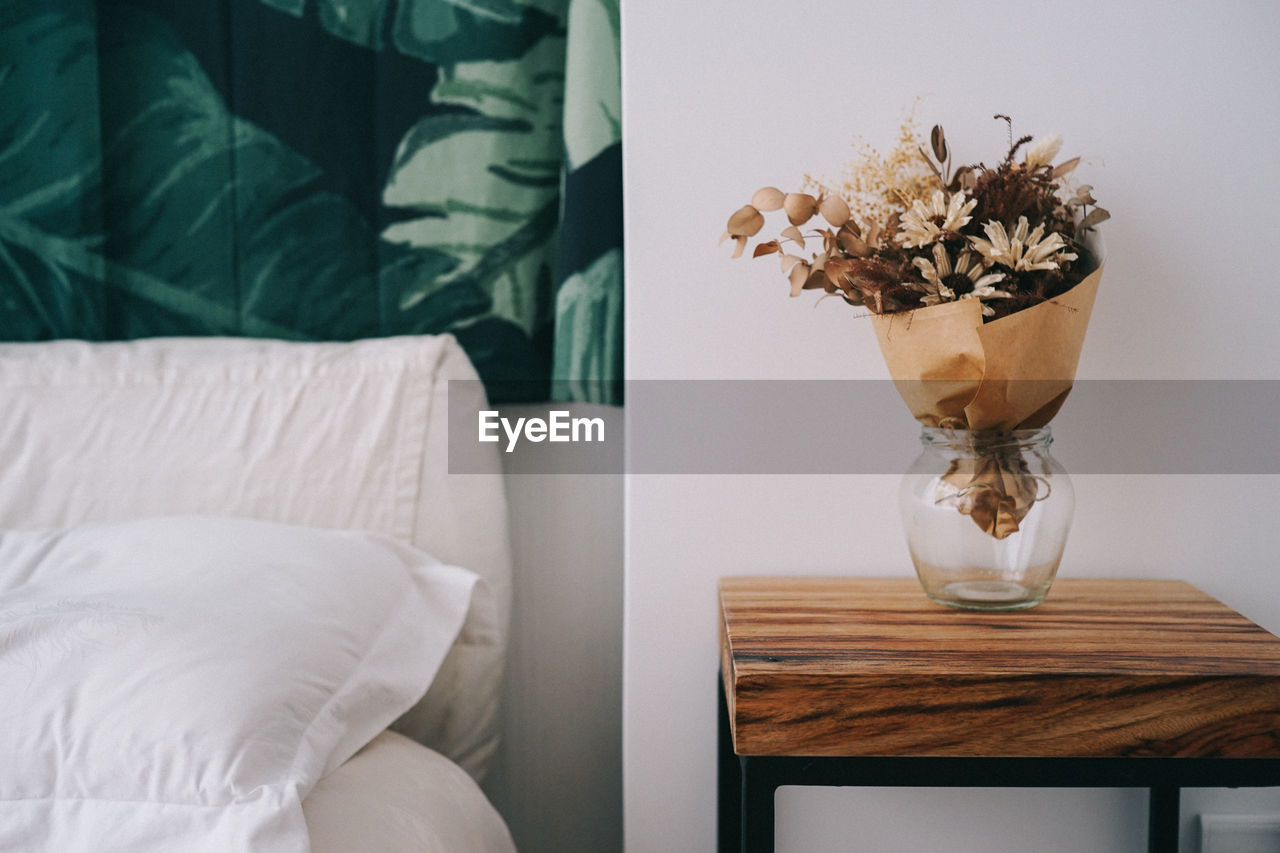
[
  {"xmin": 912, "ymin": 244, "xmax": 1010, "ymax": 315},
  {"xmin": 1024, "ymin": 133, "xmax": 1063, "ymax": 168},
  {"xmin": 969, "ymin": 216, "xmax": 1078, "ymax": 273},
  {"xmin": 898, "ymin": 190, "xmax": 977, "ymax": 248}
]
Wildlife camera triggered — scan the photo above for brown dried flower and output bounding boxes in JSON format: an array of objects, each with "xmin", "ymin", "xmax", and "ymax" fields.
[{"xmin": 722, "ymin": 113, "xmax": 1108, "ymax": 321}]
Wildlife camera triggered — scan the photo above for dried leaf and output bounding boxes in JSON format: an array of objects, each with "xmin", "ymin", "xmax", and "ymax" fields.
[
  {"xmin": 819, "ymin": 194, "xmax": 851, "ymax": 227},
  {"xmin": 948, "ymin": 165, "xmax": 974, "ymax": 193},
  {"xmin": 837, "ymin": 227, "xmax": 869, "ymax": 257},
  {"xmin": 866, "ymin": 219, "xmax": 881, "ymax": 247},
  {"xmin": 780, "ymin": 254, "xmax": 805, "ymax": 274},
  {"xmin": 1078, "ymin": 207, "xmax": 1110, "ymax": 229},
  {"xmin": 780, "ymin": 225, "xmax": 805, "ymax": 247},
  {"xmin": 811, "ymin": 251, "xmax": 828, "ymax": 272},
  {"xmin": 730, "ymin": 235, "xmax": 747, "ymax": 258},
  {"xmin": 783, "ymin": 192, "xmax": 817, "ymax": 225},
  {"xmin": 718, "ymin": 230, "xmax": 731, "ymax": 245},
  {"xmin": 727, "ymin": 205, "xmax": 765, "ymax": 236},
  {"xmin": 802, "ymin": 269, "xmax": 826, "ymax": 291},
  {"xmin": 823, "ymin": 257, "xmax": 852, "ymax": 288},
  {"xmin": 1052, "ymin": 157, "xmax": 1080, "ymax": 178},
  {"xmin": 930, "ymin": 124, "xmax": 948, "ymax": 163},
  {"xmin": 917, "ymin": 146, "xmax": 943, "ymax": 181},
  {"xmin": 752, "ymin": 240, "xmax": 780, "ymax": 258},
  {"xmin": 751, "ymin": 187, "xmax": 786, "ymax": 211},
  {"xmin": 788, "ymin": 262, "xmax": 811, "ymax": 296},
  {"xmin": 1075, "ymin": 185, "xmax": 1097, "ymax": 205}
]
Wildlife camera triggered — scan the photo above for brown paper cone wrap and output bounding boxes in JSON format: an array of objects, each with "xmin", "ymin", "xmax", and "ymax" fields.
[
  {"xmin": 871, "ymin": 264, "xmax": 1102, "ymax": 430},
  {"xmin": 871, "ymin": 263, "xmax": 1103, "ymax": 537}
]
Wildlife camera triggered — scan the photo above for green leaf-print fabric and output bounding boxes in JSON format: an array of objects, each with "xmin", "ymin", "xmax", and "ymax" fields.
[{"xmin": 0, "ymin": 0, "xmax": 621, "ymax": 404}]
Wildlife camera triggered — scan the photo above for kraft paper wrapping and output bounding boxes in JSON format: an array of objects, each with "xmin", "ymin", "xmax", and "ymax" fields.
[
  {"xmin": 934, "ymin": 446, "xmax": 1042, "ymax": 539},
  {"xmin": 871, "ymin": 263, "xmax": 1103, "ymax": 537}
]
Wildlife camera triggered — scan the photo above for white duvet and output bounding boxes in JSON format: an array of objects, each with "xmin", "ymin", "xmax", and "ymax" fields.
[{"xmin": 0, "ymin": 516, "xmax": 480, "ymax": 853}]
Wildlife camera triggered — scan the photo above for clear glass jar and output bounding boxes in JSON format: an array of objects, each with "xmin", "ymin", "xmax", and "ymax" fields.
[{"xmin": 899, "ymin": 427, "xmax": 1073, "ymax": 611}]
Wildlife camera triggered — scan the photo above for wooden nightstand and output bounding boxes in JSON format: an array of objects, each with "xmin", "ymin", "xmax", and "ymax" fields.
[{"xmin": 718, "ymin": 577, "xmax": 1280, "ymax": 853}]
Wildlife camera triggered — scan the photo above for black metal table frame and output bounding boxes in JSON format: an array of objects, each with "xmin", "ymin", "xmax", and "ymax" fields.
[{"xmin": 718, "ymin": 677, "xmax": 1280, "ymax": 853}]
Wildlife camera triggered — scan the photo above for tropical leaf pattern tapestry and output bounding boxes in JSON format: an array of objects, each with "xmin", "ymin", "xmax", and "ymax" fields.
[{"xmin": 0, "ymin": 0, "xmax": 621, "ymax": 403}]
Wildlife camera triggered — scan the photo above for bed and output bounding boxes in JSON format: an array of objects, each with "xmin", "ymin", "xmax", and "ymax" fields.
[{"xmin": 0, "ymin": 335, "xmax": 517, "ymax": 852}]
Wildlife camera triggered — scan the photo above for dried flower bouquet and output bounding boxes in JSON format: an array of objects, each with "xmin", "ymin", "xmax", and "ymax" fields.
[
  {"xmin": 721, "ymin": 115, "xmax": 1107, "ymax": 322},
  {"xmin": 721, "ymin": 115, "xmax": 1110, "ymax": 538}
]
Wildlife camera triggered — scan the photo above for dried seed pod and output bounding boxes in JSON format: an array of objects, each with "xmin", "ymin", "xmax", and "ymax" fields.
[
  {"xmin": 727, "ymin": 205, "xmax": 765, "ymax": 236},
  {"xmin": 783, "ymin": 193, "xmax": 818, "ymax": 225},
  {"xmin": 930, "ymin": 124, "xmax": 948, "ymax": 163},
  {"xmin": 751, "ymin": 187, "xmax": 786, "ymax": 211},
  {"xmin": 819, "ymin": 194, "xmax": 851, "ymax": 227}
]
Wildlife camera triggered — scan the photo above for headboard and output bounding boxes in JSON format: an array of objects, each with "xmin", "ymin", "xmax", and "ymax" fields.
[{"xmin": 0, "ymin": 334, "xmax": 511, "ymax": 783}]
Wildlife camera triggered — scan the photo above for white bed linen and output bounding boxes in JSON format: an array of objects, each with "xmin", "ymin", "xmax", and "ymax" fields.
[
  {"xmin": 0, "ymin": 336, "xmax": 512, "ymax": 782},
  {"xmin": 0, "ymin": 516, "xmax": 479, "ymax": 853},
  {"xmin": 305, "ymin": 731, "xmax": 515, "ymax": 853}
]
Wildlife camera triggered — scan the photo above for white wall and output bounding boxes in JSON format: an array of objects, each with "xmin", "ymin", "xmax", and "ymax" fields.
[{"xmin": 623, "ymin": 3, "xmax": 1280, "ymax": 853}]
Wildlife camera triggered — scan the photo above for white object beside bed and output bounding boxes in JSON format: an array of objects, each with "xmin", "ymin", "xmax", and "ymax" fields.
[
  {"xmin": 0, "ymin": 335, "xmax": 516, "ymax": 851},
  {"xmin": 0, "ymin": 517, "xmax": 480, "ymax": 852},
  {"xmin": 0, "ymin": 335, "xmax": 511, "ymax": 781},
  {"xmin": 305, "ymin": 731, "xmax": 513, "ymax": 853}
]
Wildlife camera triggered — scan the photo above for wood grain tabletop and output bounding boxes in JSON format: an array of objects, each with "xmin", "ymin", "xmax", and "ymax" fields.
[{"xmin": 719, "ymin": 577, "xmax": 1280, "ymax": 758}]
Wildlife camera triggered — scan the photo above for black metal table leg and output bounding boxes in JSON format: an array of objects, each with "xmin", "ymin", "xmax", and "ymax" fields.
[
  {"xmin": 1148, "ymin": 786, "xmax": 1180, "ymax": 853},
  {"xmin": 741, "ymin": 757, "xmax": 777, "ymax": 853},
  {"xmin": 720, "ymin": 675, "xmax": 776, "ymax": 853},
  {"xmin": 718, "ymin": 681, "xmax": 742, "ymax": 853}
]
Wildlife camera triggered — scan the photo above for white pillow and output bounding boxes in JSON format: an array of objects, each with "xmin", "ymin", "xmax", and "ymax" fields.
[
  {"xmin": 0, "ymin": 516, "xmax": 479, "ymax": 853},
  {"xmin": 0, "ymin": 336, "xmax": 512, "ymax": 783}
]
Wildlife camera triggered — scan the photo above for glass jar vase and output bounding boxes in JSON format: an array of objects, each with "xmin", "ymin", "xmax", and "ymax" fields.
[{"xmin": 899, "ymin": 427, "xmax": 1073, "ymax": 611}]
